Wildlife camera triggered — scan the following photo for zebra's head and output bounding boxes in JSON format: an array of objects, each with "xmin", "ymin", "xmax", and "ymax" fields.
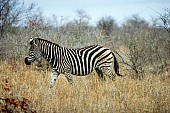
[{"xmin": 25, "ymin": 38, "xmax": 42, "ymax": 65}]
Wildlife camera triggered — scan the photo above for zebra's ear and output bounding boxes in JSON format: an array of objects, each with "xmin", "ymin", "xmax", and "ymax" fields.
[{"xmin": 29, "ymin": 38, "xmax": 34, "ymax": 45}]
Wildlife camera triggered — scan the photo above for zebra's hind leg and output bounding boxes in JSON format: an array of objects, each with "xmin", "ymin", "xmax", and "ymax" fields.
[
  {"xmin": 101, "ymin": 67, "xmax": 116, "ymax": 81},
  {"xmin": 95, "ymin": 68, "xmax": 106, "ymax": 81},
  {"xmin": 65, "ymin": 72, "xmax": 73, "ymax": 85},
  {"xmin": 50, "ymin": 70, "xmax": 60, "ymax": 88}
]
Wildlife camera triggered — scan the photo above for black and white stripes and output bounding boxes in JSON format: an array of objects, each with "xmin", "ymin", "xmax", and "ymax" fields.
[{"xmin": 25, "ymin": 38, "xmax": 122, "ymax": 87}]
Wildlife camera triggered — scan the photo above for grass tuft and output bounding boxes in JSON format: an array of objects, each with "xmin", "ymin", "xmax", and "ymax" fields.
[{"xmin": 0, "ymin": 60, "xmax": 170, "ymax": 113}]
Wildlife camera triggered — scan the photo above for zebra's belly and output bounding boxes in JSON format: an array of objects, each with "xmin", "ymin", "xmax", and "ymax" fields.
[
  {"xmin": 71, "ymin": 69, "xmax": 92, "ymax": 76},
  {"xmin": 70, "ymin": 63, "xmax": 94, "ymax": 76}
]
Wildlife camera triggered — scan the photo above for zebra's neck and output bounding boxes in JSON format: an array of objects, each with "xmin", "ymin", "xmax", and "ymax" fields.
[{"xmin": 37, "ymin": 38, "xmax": 61, "ymax": 62}]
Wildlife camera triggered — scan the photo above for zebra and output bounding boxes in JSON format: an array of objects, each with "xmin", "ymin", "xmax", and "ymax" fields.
[{"xmin": 25, "ymin": 38, "xmax": 122, "ymax": 87}]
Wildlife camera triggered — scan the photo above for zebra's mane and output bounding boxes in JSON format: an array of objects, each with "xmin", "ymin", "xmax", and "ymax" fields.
[
  {"xmin": 36, "ymin": 38, "xmax": 60, "ymax": 47},
  {"xmin": 35, "ymin": 38, "xmax": 100, "ymax": 50}
]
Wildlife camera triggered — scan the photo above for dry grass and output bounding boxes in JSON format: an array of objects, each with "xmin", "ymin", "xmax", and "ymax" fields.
[{"xmin": 0, "ymin": 60, "xmax": 170, "ymax": 113}]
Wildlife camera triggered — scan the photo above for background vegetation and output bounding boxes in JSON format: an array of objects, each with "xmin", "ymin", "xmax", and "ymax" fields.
[{"xmin": 0, "ymin": 0, "xmax": 170, "ymax": 112}]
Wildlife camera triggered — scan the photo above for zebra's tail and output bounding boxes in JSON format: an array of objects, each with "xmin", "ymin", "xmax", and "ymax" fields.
[{"xmin": 112, "ymin": 52, "xmax": 123, "ymax": 77}]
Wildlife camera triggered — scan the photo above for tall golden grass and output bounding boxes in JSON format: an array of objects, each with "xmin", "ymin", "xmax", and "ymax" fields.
[{"xmin": 0, "ymin": 59, "xmax": 170, "ymax": 113}]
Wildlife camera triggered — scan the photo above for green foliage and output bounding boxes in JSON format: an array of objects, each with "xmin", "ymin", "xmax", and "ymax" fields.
[{"xmin": 6, "ymin": 26, "xmax": 20, "ymax": 34}]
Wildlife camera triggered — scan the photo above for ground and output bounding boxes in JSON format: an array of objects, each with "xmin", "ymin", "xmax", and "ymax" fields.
[{"xmin": 0, "ymin": 60, "xmax": 170, "ymax": 113}]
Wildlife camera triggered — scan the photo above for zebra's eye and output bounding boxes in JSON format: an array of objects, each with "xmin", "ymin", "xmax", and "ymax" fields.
[
  {"xmin": 29, "ymin": 51, "xmax": 35, "ymax": 56},
  {"xmin": 30, "ymin": 52, "xmax": 34, "ymax": 55}
]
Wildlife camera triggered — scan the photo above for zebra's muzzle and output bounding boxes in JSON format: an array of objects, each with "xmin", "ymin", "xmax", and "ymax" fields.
[{"xmin": 25, "ymin": 57, "xmax": 32, "ymax": 65}]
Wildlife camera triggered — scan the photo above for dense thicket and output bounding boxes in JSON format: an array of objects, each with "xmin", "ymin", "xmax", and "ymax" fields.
[{"xmin": 0, "ymin": 0, "xmax": 169, "ymax": 78}]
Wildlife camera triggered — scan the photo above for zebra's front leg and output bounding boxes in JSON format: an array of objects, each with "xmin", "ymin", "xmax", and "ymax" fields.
[
  {"xmin": 50, "ymin": 69, "xmax": 60, "ymax": 88},
  {"xmin": 65, "ymin": 72, "xmax": 73, "ymax": 85}
]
